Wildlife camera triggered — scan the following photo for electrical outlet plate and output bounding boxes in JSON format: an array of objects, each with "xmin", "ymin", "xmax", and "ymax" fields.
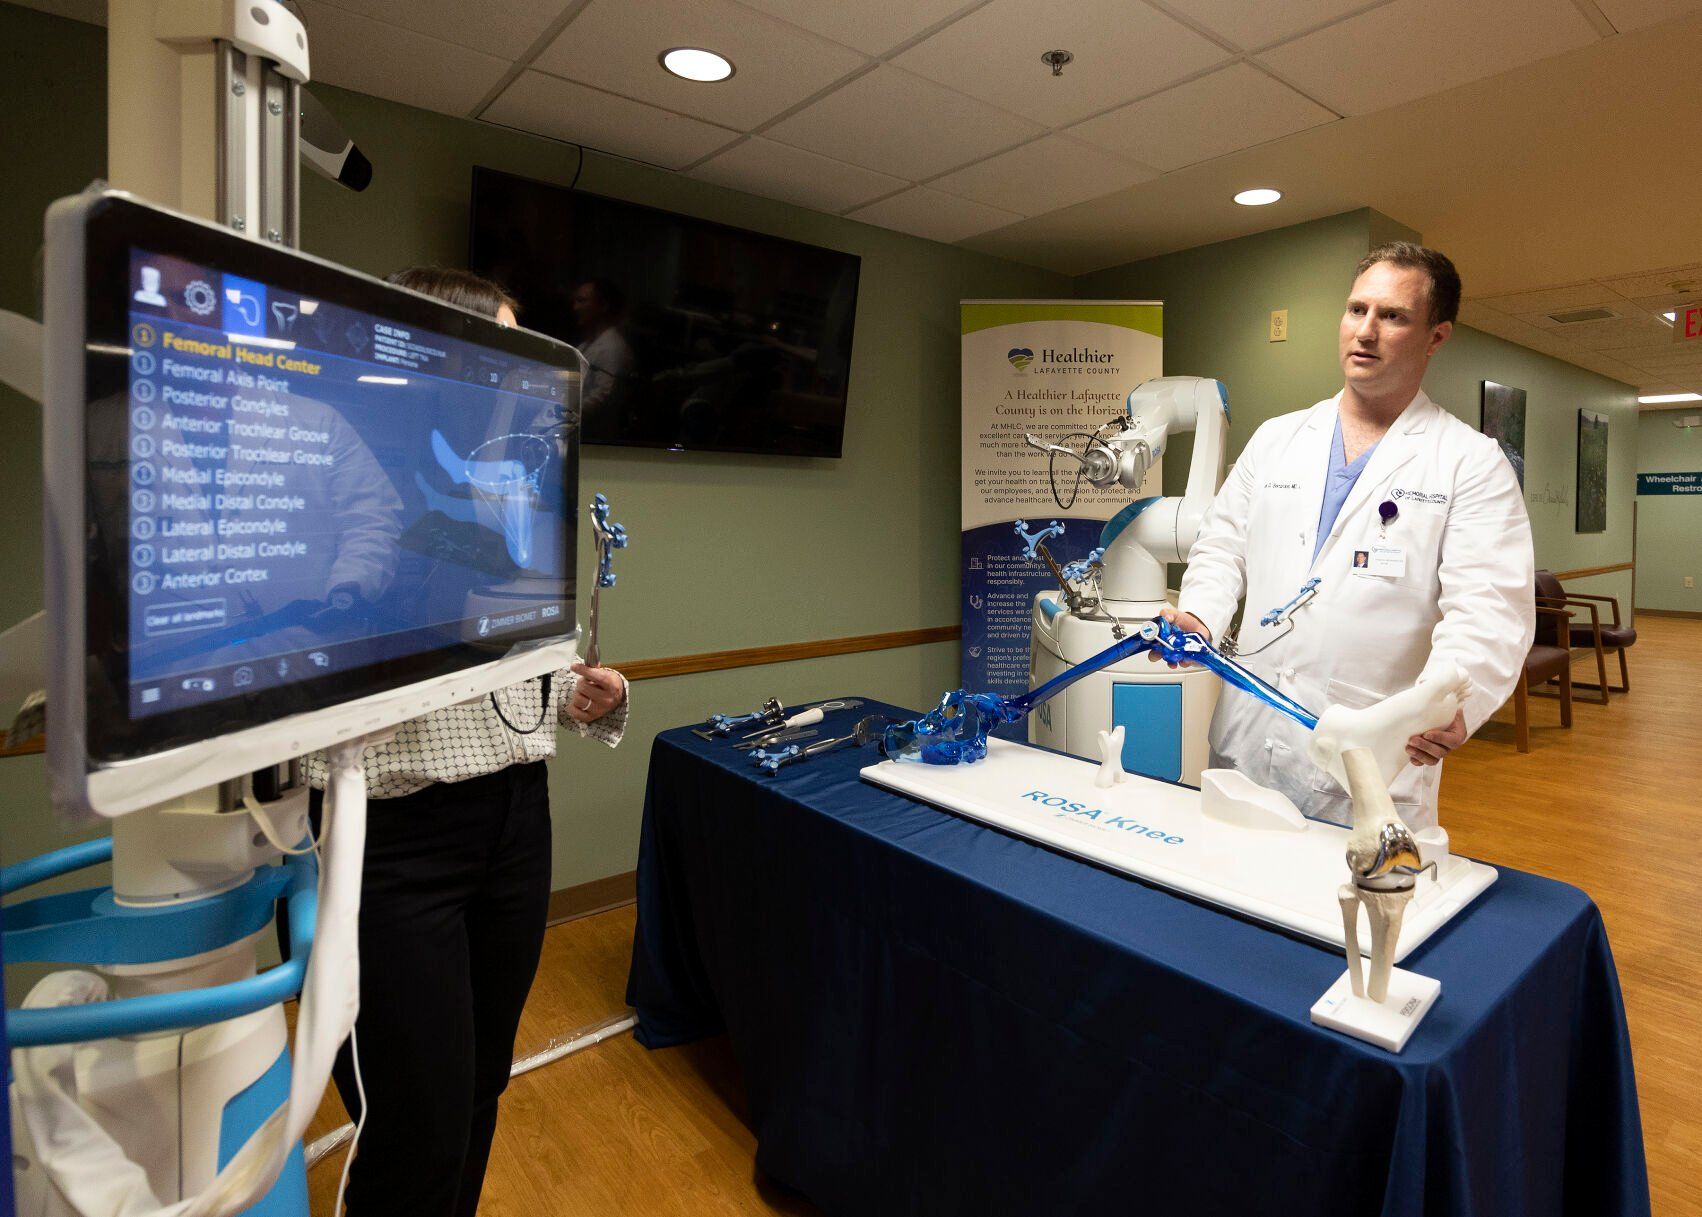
[{"xmin": 1269, "ymin": 309, "xmax": 1288, "ymax": 342}]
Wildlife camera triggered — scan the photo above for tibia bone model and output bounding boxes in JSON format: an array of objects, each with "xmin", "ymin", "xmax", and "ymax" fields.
[
  {"xmin": 1307, "ymin": 660, "xmax": 1471, "ymax": 791},
  {"xmin": 1337, "ymin": 746, "xmax": 1419, "ymax": 1003}
]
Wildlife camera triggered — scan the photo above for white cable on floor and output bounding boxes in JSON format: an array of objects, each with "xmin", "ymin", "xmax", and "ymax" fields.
[
  {"xmin": 302, "ymin": 1010, "xmax": 637, "ymax": 1169},
  {"xmin": 332, "ymin": 1024, "xmax": 367, "ymax": 1217}
]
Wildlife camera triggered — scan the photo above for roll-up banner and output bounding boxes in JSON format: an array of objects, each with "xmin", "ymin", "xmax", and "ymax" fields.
[{"xmin": 960, "ymin": 300, "xmax": 1163, "ymax": 707}]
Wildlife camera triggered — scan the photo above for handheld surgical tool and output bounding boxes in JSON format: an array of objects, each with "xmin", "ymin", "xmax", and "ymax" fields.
[{"xmin": 754, "ymin": 715, "xmax": 890, "ymax": 773}]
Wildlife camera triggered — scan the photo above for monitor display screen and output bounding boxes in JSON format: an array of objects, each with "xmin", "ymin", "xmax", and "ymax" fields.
[
  {"xmin": 74, "ymin": 197, "xmax": 583, "ymax": 763},
  {"xmin": 469, "ymin": 167, "xmax": 861, "ymax": 458}
]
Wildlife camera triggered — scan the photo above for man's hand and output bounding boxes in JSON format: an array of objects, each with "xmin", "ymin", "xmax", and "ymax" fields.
[
  {"xmin": 1406, "ymin": 709, "xmax": 1466, "ymax": 766},
  {"xmin": 568, "ymin": 663, "xmax": 625, "ymax": 723},
  {"xmin": 1148, "ymin": 607, "xmax": 1210, "ymax": 667}
]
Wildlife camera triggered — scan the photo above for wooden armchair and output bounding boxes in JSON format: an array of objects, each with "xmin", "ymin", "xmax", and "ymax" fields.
[
  {"xmin": 1534, "ymin": 569, "xmax": 1636, "ymax": 705},
  {"xmin": 1514, "ymin": 603, "xmax": 1574, "ymax": 753}
]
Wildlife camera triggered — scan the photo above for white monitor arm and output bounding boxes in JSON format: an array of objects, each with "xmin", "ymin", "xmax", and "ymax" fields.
[{"xmin": 1027, "ymin": 375, "xmax": 1229, "ymax": 612}]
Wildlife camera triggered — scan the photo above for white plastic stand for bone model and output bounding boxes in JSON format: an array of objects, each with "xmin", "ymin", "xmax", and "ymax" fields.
[
  {"xmin": 1308, "ymin": 747, "xmax": 1437, "ymax": 1053},
  {"xmin": 1309, "ymin": 966, "xmax": 1440, "ymax": 1053},
  {"xmin": 1199, "ymin": 768, "xmax": 1306, "ymax": 832},
  {"xmin": 1094, "ymin": 726, "xmax": 1128, "ymax": 788}
]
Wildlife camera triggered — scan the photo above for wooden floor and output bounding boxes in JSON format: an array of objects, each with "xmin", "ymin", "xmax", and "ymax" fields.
[{"xmin": 305, "ymin": 615, "xmax": 1702, "ymax": 1216}]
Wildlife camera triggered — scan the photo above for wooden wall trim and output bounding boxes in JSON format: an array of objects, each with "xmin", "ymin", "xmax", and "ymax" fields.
[
  {"xmin": 618, "ymin": 624, "xmax": 961, "ymax": 682},
  {"xmin": 546, "ymin": 870, "xmax": 636, "ymax": 925},
  {"xmin": 1552, "ymin": 561, "xmax": 1634, "ymax": 581},
  {"xmin": 1634, "ymin": 608, "xmax": 1702, "ymax": 620}
]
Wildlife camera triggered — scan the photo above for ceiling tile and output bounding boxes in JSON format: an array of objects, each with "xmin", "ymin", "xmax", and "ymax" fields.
[
  {"xmin": 1256, "ymin": 0, "xmax": 1599, "ymax": 116},
  {"xmin": 1610, "ymin": 346, "xmax": 1702, "ymax": 374},
  {"xmin": 307, "ymin": 0, "xmax": 563, "ymax": 60},
  {"xmin": 1456, "ymin": 301, "xmax": 1506, "ymax": 326},
  {"xmin": 1563, "ymin": 350, "xmax": 1646, "ymax": 383},
  {"xmin": 293, "ymin": 1, "xmax": 511, "ymax": 116},
  {"xmin": 1068, "ymin": 63, "xmax": 1336, "ymax": 171},
  {"xmin": 929, "ymin": 135, "xmax": 1157, "ymax": 217},
  {"xmin": 533, "ymin": 0, "xmax": 868, "ymax": 131},
  {"xmin": 893, "ymin": 0, "xmax": 1231, "ymax": 128},
  {"xmin": 1623, "ymin": 292, "xmax": 1702, "ymax": 315},
  {"xmin": 688, "ymin": 136, "xmax": 908, "ymax": 212},
  {"xmin": 1473, "ymin": 282, "xmax": 1623, "ymax": 316},
  {"xmin": 846, "ymin": 185, "xmax": 1022, "ymax": 243},
  {"xmin": 765, "ymin": 65, "xmax": 1044, "ymax": 180},
  {"xmin": 1599, "ymin": 263, "xmax": 1702, "ymax": 298},
  {"xmin": 1155, "ymin": 0, "xmax": 1393, "ymax": 51},
  {"xmin": 734, "ymin": 0, "xmax": 977, "ymax": 55},
  {"xmin": 1521, "ymin": 314, "xmax": 1674, "ymax": 350},
  {"xmin": 483, "ymin": 71, "xmax": 737, "ymax": 170},
  {"xmin": 1592, "ymin": 0, "xmax": 1702, "ymax": 31}
]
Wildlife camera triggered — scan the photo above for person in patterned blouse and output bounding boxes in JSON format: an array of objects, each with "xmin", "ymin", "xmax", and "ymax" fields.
[{"xmin": 298, "ymin": 266, "xmax": 629, "ymax": 1217}]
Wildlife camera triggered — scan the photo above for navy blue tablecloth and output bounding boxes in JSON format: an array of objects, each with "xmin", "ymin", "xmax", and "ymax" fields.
[{"xmin": 626, "ymin": 699, "xmax": 1649, "ymax": 1217}]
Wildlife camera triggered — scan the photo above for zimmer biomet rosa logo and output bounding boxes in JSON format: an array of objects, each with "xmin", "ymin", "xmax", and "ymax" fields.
[{"xmin": 1007, "ymin": 347, "xmax": 1034, "ymax": 370}]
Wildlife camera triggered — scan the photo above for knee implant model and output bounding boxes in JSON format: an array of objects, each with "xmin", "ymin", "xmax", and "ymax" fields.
[{"xmin": 1309, "ymin": 661, "xmax": 1470, "ymax": 1003}]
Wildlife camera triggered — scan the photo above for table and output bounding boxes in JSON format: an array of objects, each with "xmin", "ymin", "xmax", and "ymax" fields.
[{"xmin": 626, "ymin": 699, "xmax": 1650, "ymax": 1217}]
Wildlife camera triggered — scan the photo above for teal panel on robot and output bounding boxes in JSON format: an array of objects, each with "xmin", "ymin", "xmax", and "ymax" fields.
[
  {"xmin": 219, "ymin": 1047, "xmax": 309, "ymax": 1216},
  {"xmin": 1112, "ymin": 682, "xmax": 1183, "ymax": 783}
]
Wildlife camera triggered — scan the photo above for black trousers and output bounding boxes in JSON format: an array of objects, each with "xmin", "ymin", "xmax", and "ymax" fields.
[{"xmin": 302, "ymin": 761, "xmax": 552, "ymax": 1217}]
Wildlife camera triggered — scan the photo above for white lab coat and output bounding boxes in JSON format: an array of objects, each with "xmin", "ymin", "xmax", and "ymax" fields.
[{"xmin": 1178, "ymin": 390, "xmax": 1535, "ymax": 829}]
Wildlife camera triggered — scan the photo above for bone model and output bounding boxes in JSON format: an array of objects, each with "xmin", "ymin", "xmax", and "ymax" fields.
[
  {"xmin": 1095, "ymin": 726, "xmax": 1129, "ymax": 788},
  {"xmin": 1307, "ymin": 661, "xmax": 1472, "ymax": 790},
  {"xmin": 1310, "ymin": 663, "xmax": 1469, "ymax": 1002}
]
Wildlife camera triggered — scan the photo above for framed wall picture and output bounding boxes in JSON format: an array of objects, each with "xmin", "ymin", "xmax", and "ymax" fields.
[
  {"xmin": 1576, "ymin": 409, "xmax": 1609, "ymax": 533},
  {"xmin": 1480, "ymin": 381, "xmax": 1527, "ymax": 488}
]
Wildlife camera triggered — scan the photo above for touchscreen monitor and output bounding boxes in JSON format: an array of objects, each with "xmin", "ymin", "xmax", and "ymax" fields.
[{"xmin": 46, "ymin": 192, "xmax": 584, "ymax": 809}]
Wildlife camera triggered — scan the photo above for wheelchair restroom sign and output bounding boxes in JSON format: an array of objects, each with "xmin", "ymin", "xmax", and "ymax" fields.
[{"xmin": 1637, "ymin": 472, "xmax": 1702, "ymax": 495}]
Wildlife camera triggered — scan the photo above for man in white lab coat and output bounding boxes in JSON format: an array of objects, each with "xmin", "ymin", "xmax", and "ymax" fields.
[{"xmin": 1165, "ymin": 243, "xmax": 1535, "ymax": 829}]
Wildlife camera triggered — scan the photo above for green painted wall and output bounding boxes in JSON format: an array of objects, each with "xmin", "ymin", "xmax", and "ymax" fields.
[
  {"xmin": 1070, "ymin": 210, "xmax": 1640, "ymax": 610},
  {"xmin": 0, "ymin": 5, "xmax": 1066, "ymax": 903},
  {"xmin": 1073, "ymin": 209, "xmax": 1379, "ymax": 478},
  {"xmin": 1425, "ymin": 326, "xmax": 1638, "ymax": 610},
  {"xmin": 1635, "ymin": 410, "xmax": 1702, "ymax": 612}
]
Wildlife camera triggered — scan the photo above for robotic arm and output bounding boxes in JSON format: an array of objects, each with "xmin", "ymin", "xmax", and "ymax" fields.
[{"xmin": 1026, "ymin": 376, "xmax": 1229, "ymax": 609}]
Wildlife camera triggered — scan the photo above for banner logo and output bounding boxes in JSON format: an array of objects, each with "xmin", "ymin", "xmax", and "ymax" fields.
[{"xmin": 1007, "ymin": 347, "xmax": 1034, "ymax": 370}]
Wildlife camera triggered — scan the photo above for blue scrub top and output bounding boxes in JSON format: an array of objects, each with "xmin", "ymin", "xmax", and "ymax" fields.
[{"xmin": 1313, "ymin": 415, "xmax": 1376, "ymax": 564}]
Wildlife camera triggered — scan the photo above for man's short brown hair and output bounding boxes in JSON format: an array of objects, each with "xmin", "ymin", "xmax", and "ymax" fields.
[
  {"xmin": 1354, "ymin": 242, "xmax": 1461, "ymax": 328},
  {"xmin": 386, "ymin": 266, "xmax": 520, "ymax": 322}
]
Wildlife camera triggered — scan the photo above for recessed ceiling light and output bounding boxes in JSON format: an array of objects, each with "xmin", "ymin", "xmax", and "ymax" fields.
[
  {"xmin": 1233, "ymin": 188, "xmax": 1282, "ymax": 206},
  {"xmin": 1638, "ymin": 392, "xmax": 1702, "ymax": 404},
  {"xmin": 661, "ymin": 47, "xmax": 734, "ymax": 82}
]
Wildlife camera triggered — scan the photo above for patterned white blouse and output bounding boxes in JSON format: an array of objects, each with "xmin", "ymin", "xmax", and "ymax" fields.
[{"xmin": 301, "ymin": 668, "xmax": 629, "ymax": 798}]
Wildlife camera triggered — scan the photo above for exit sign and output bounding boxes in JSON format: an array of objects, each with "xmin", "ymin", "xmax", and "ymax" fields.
[{"xmin": 1677, "ymin": 303, "xmax": 1702, "ymax": 342}]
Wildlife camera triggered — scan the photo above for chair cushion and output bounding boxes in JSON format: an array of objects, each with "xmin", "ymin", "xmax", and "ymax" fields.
[
  {"xmin": 1524, "ymin": 644, "xmax": 1570, "ymax": 684},
  {"xmin": 1570, "ymin": 624, "xmax": 1636, "ymax": 649}
]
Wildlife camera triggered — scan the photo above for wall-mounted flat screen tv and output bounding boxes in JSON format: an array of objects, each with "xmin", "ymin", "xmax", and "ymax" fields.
[{"xmin": 470, "ymin": 167, "xmax": 861, "ymax": 458}]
